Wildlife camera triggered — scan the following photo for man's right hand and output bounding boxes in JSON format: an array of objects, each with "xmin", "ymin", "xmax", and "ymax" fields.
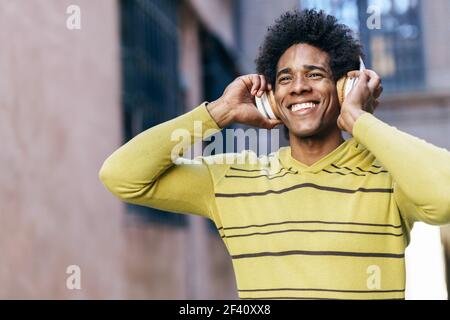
[{"xmin": 206, "ymin": 74, "xmax": 283, "ymax": 129}]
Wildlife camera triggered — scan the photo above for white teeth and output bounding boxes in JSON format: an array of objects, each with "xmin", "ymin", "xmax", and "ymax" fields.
[{"xmin": 291, "ymin": 102, "xmax": 317, "ymax": 112}]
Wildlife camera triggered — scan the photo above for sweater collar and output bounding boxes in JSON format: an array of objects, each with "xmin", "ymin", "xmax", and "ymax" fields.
[{"xmin": 277, "ymin": 138, "xmax": 360, "ymax": 173}]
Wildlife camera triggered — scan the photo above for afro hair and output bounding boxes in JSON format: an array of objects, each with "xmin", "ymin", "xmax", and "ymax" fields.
[{"xmin": 255, "ymin": 9, "xmax": 363, "ymax": 88}]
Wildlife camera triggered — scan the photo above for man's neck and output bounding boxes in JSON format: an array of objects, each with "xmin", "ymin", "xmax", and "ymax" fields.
[{"xmin": 289, "ymin": 127, "xmax": 345, "ymax": 167}]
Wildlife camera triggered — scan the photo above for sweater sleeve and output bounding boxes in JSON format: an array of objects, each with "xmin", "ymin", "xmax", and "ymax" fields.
[
  {"xmin": 98, "ymin": 103, "xmax": 222, "ymax": 219},
  {"xmin": 353, "ymin": 112, "xmax": 450, "ymax": 226}
]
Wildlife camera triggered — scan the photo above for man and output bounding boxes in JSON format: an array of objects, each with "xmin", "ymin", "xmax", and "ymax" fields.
[{"xmin": 99, "ymin": 9, "xmax": 450, "ymax": 299}]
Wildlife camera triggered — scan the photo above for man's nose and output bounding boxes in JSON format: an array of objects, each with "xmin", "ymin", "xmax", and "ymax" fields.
[{"xmin": 290, "ymin": 77, "xmax": 312, "ymax": 95}]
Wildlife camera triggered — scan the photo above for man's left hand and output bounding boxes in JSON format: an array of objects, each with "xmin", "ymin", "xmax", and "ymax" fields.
[{"xmin": 337, "ymin": 69, "xmax": 383, "ymax": 134}]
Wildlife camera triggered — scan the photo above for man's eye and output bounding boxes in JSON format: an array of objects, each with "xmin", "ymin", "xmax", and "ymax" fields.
[
  {"xmin": 279, "ymin": 76, "xmax": 291, "ymax": 82},
  {"xmin": 307, "ymin": 73, "xmax": 322, "ymax": 78}
]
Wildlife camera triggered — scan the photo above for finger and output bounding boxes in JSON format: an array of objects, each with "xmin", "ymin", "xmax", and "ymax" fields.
[
  {"xmin": 364, "ymin": 70, "xmax": 381, "ymax": 94},
  {"xmin": 373, "ymin": 85, "xmax": 383, "ymax": 99},
  {"xmin": 363, "ymin": 69, "xmax": 380, "ymax": 79},
  {"xmin": 250, "ymin": 74, "xmax": 261, "ymax": 96},
  {"xmin": 355, "ymin": 70, "xmax": 369, "ymax": 88},
  {"xmin": 258, "ymin": 75, "xmax": 267, "ymax": 97},
  {"xmin": 238, "ymin": 76, "xmax": 253, "ymax": 93}
]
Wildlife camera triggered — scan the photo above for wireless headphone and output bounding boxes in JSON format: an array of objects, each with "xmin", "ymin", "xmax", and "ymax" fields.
[{"xmin": 255, "ymin": 57, "xmax": 366, "ymax": 120}]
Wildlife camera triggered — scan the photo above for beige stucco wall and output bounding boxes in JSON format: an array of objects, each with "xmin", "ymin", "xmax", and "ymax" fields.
[
  {"xmin": 239, "ymin": 0, "xmax": 299, "ymax": 73},
  {"xmin": 0, "ymin": 0, "xmax": 240, "ymax": 299},
  {"xmin": 0, "ymin": 0, "xmax": 126, "ymax": 298},
  {"xmin": 188, "ymin": 0, "xmax": 235, "ymax": 50}
]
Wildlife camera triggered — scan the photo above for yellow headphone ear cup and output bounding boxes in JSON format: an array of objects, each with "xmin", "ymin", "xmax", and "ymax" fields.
[
  {"xmin": 336, "ymin": 76, "xmax": 348, "ymax": 106},
  {"xmin": 267, "ymin": 90, "xmax": 280, "ymax": 119}
]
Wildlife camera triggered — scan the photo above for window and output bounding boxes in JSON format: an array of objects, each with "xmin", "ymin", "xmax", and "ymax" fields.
[
  {"xmin": 120, "ymin": 0, "xmax": 186, "ymax": 226},
  {"xmin": 302, "ymin": 0, "xmax": 360, "ymax": 31},
  {"xmin": 301, "ymin": 0, "xmax": 425, "ymax": 93}
]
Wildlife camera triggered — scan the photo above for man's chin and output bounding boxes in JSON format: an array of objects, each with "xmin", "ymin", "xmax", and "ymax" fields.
[
  {"xmin": 289, "ymin": 128, "xmax": 320, "ymax": 139},
  {"xmin": 295, "ymin": 133, "xmax": 319, "ymax": 139}
]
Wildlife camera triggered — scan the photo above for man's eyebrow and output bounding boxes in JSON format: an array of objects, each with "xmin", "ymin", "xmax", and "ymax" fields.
[
  {"xmin": 276, "ymin": 68, "xmax": 291, "ymax": 78},
  {"xmin": 304, "ymin": 64, "xmax": 329, "ymax": 73},
  {"xmin": 276, "ymin": 65, "xmax": 330, "ymax": 78}
]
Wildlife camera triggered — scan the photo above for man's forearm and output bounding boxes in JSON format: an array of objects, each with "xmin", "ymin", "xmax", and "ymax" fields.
[
  {"xmin": 99, "ymin": 103, "xmax": 221, "ymax": 198},
  {"xmin": 353, "ymin": 113, "xmax": 450, "ymax": 224}
]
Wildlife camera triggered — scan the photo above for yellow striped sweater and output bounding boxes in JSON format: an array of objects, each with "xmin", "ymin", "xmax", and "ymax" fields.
[{"xmin": 99, "ymin": 102, "xmax": 450, "ymax": 300}]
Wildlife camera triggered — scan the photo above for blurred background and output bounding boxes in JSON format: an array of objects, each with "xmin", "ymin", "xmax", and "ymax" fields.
[{"xmin": 0, "ymin": 0, "xmax": 449, "ymax": 299}]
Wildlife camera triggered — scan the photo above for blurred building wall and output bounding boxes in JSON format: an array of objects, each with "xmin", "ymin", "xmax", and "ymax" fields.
[
  {"xmin": 188, "ymin": 0, "xmax": 235, "ymax": 50},
  {"xmin": 0, "ymin": 0, "xmax": 239, "ymax": 299},
  {"xmin": 237, "ymin": 0, "xmax": 299, "ymax": 74},
  {"xmin": 0, "ymin": 0, "xmax": 125, "ymax": 298}
]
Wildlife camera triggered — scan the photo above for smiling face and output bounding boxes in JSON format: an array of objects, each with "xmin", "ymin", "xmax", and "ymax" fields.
[{"xmin": 274, "ymin": 43, "xmax": 341, "ymax": 139}]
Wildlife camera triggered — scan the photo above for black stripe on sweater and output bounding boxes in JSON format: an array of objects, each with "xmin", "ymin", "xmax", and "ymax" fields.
[
  {"xmin": 225, "ymin": 228, "xmax": 403, "ymax": 239},
  {"xmin": 223, "ymin": 220, "xmax": 402, "ymax": 230},
  {"xmin": 215, "ymin": 183, "xmax": 393, "ymax": 198},
  {"xmin": 238, "ymin": 287, "xmax": 405, "ymax": 293},
  {"xmin": 231, "ymin": 249, "xmax": 404, "ymax": 260}
]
